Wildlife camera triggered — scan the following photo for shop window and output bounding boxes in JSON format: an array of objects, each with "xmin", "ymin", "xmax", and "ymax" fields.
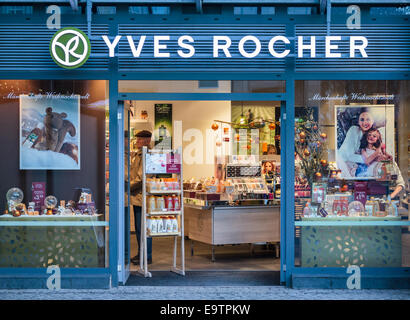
[
  {"xmin": 287, "ymin": 7, "xmax": 315, "ymax": 15},
  {"xmin": 181, "ymin": 5, "xmax": 221, "ymax": 15},
  {"xmin": 152, "ymin": 6, "xmax": 171, "ymax": 15},
  {"xmin": 261, "ymin": 7, "xmax": 275, "ymax": 15},
  {"xmin": 0, "ymin": 6, "xmax": 33, "ymax": 15},
  {"xmin": 0, "ymin": 80, "xmax": 109, "ymax": 269},
  {"xmin": 232, "ymin": 81, "xmax": 285, "ymax": 93},
  {"xmin": 370, "ymin": 6, "xmax": 410, "ymax": 16},
  {"xmin": 129, "ymin": 6, "xmax": 149, "ymax": 15},
  {"xmin": 55, "ymin": 5, "xmax": 82, "ymax": 15},
  {"xmin": 198, "ymin": 80, "xmax": 219, "ymax": 89},
  {"xmin": 119, "ymin": 80, "xmax": 231, "ymax": 93},
  {"xmin": 234, "ymin": 7, "xmax": 258, "ymax": 15},
  {"xmin": 294, "ymin": 80, "xmax": 410, "ymax": 269},
  {"xmin": 97, "ymin": 6, "xmax": 116, "ymax": 15}
]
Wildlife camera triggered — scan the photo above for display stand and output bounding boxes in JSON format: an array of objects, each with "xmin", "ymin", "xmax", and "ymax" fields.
[{"xmin": 138, "ymin": 146, "xmax": 185, "ymax": 277}]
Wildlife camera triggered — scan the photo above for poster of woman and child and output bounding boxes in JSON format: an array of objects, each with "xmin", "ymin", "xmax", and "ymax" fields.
[{"xmin": 335, "ymin": 105, "xmax": 395, "ymax": 179}]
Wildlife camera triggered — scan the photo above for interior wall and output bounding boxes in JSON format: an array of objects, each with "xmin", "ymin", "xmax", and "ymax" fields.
[
  {"xmin": 129, "ymin": 100, "xmax": 231, "ymax": 180},
  {"xmin": 119, "ymin": 80, "xmax": 231, "ymax": 93}
]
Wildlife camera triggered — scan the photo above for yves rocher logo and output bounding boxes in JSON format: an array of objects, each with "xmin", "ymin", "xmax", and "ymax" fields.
[{"xmin": 50, "ymin": 27, "xmax": 91, "ymax": 69}]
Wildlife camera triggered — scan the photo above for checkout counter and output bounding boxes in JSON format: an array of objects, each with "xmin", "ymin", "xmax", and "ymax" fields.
[{"xmin": 183, "ymin": 163, "xmax": 281, "ymax": 261}]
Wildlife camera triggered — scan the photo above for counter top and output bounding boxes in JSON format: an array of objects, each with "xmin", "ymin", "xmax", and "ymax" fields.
[
  {"xmin": 296, "ymin": 215, "xmax": 409, "ymax": 227},
  {"xmin": 184, "ymin": 203, "xmax": 280, "ymax": 210},
  {"xmin": 0, "ymin": 214, "xmax": 107, "ymax": 226}
]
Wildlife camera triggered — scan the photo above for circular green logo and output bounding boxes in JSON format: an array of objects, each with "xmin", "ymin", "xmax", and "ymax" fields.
[{"xmin": 50, "ymin": 27, "xmax": 91, "ymax": 69}]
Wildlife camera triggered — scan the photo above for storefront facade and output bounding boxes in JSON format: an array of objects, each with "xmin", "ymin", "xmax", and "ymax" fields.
[{"xmin": 0, "ymin": 1, "xmax": 409, "ymax": 289}]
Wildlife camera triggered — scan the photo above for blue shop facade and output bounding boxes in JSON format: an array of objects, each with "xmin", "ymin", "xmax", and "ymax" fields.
[{"xmin": 0, "ymin": 1, "xmax": 409, "ymax": 289}]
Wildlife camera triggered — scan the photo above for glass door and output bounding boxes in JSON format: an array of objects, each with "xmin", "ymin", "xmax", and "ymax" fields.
[{"xmin": 118, "ymin": 101, "xmax": 131, "ymax": 284}]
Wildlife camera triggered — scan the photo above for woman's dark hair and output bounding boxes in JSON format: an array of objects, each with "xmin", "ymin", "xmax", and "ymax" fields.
[
  {"xmin": 360, "ymin": 128, "xmax": 381, "ymax": 151},
  {"xmin": 358, "ymin": 107, "xmax": 370, "ymax": 115}
]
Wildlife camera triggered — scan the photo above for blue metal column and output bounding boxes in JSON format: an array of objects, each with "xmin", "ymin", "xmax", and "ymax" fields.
[
  {"xmin": 279, "ymin": 101, "xmax": 287, "ymax": 285},
  {"xmin": 108, "ymin": 19, "xmax": 120, "ymax": 287},
  {"xmin": 284, "ymin": 78, "xmax": 295, "ymax": 287},
  {"xmin": 282, "ymin": 18, "xmax": 296, "ymax": 287},
  {"xmin": 108, "ymin": 79, "xmax": 119, "ymax": 287}
]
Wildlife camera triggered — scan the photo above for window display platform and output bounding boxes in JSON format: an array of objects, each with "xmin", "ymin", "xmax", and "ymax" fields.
[
  {"xmin": 0, "ymin": 215, "xmax": 107, "ymax": 268},
  {"xmin": 299, "ymin": 216, "xmax": 403, "ymax": 268}
]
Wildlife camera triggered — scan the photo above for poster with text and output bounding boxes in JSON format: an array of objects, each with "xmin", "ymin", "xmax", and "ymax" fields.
[
  {"xmin": 20, "ymin": 94, "xmax": 80, "ymax": 170},
  {"xmin": 335, "ymin": 105, "xmax": 394, "ymax": 179},
  {"xmin": 154, "ymin": 104, "xmax": 172, "ymax": 151}
]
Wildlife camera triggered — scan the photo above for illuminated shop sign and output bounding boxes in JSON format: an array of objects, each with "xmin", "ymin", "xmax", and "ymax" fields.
[
  {"xmin": 102, "ymin": 35, "xmax": 369, "ymax": 59},
  {"xmin": 50, "ymin": 28, "xmax": 369, "ymax": 69}
]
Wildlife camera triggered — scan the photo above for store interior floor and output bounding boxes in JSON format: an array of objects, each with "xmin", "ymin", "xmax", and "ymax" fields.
[{"xmin": 129, "ymin": 232, "xmax": 281, "ymax": 272}]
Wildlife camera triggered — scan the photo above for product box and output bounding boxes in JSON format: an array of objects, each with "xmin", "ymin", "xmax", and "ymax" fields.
[
  {"xmin": 312, "ymin": 183, "xmax": 327, "ymax": 203},
  {"xmin": 195, "ymin": 192, "xmax": 220, "ymax": 201},
  {"xmin": 367, "ymin": 181, "xmax": 388, "ymax": 196},
  {"xmin": 183, "ymin": 191, "xmax": 196, "ymax": 199},
  {"xmin": 354, "ymin": 181, "xmax": 368, "ymax": 206}
]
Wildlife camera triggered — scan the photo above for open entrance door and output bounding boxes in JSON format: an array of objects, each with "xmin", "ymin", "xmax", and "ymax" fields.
[
  {"xmin": 118, "ymin": 95, "xmax": 284, "ymax": 284},
  {"xmin": 118, "ymin": 101, "xmax": 131, "ymax": 284}
]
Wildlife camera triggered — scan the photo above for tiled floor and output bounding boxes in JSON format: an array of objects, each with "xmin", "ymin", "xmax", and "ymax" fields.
[{"xmin": 129, "ymin": 233, "xmax": 281, "ymax": 272}]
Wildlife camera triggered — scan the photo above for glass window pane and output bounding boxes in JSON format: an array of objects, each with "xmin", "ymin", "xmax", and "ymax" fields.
[
  {"xmin": 0, "ymin": 80, "xmax": 109, "ymax": 268},
  {"xmin": 232, "ymin": 80, "xmax": 285, "ymax": 93},
  {"xmin": 294, "ymin": 80, "xmax": 409, "ymax": 268},
  {"xmin": 119, "ymin": 80, "xmax": 285, "ymax": 93}
]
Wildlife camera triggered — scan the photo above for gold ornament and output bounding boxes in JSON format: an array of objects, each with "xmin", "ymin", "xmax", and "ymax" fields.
[{"xmin": 303, "ymin": 148, "xmax": 310, "ymax": 157}]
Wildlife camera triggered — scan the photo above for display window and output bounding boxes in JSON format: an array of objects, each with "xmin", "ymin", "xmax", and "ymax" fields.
[
  {"xmin": 0, "ymin": 80, "xmax": 109, "ymax": 268},
  {"xmin": 294, "ymin": 80, "xmax": 410, "ymax": 268},
  {"xmin": 120, "ymin": 80, "xmax": 283, "ymax": 272}
]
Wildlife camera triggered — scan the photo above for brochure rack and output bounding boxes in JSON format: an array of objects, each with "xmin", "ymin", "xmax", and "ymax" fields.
[{"xmin": 138, "ymin": 146, "xmax": 185, "ymax": 277}]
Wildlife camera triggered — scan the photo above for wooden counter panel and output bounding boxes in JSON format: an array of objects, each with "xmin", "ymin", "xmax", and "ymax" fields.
[
  {"xmin": 186, "ymin": 207, "xmax": 213, "ymax": 244},
  {"xmin": 213, "ymin": 207, "xmax": 280, "ymax": 245}
]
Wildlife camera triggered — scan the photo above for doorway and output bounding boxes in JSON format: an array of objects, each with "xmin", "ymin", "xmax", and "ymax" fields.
[{"xmin": 117, "ymin": 81, "xmax": 286, "ymax": 284}]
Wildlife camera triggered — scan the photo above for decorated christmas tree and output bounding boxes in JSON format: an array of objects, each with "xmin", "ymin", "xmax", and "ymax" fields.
[{"xmin": 295, "ymin": 107, "xmax": 329, "ymax": 187}]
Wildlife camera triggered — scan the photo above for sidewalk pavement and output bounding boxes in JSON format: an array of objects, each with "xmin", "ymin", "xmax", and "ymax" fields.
[{"xmin": 0, "ymin": 286, "xmax": 409, "ymax": 300}]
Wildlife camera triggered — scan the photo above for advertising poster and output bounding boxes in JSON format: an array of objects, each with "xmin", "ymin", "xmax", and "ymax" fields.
[
  {"xmin": 20, "ymin": 94, "xmax": 80, "ymax": 170},
  {"xmin": 145, "ymin": 153, "xmax": 167, "ymax": 174},
  {"xmin": 335, "ymin": 105, "xmax": 394, "ymax": 179},
  {"xmin": 154, "ymin": 103, "xmax": 172, "ymax": 151},
  {"xmin": 31, "ymin": 182, "xmax": 46, "ymax": 212},
  {"xmin": 166, "ymin": 153, "xmax": 181, "ymax": 174}
]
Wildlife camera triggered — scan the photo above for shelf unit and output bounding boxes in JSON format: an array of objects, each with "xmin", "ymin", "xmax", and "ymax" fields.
[
  {"xmin": 147, "ymin": 190, "xmax": 182, "ymax": 195},
  {"xmin": 147, "ymin": 210, "xmax": 182, "ymax": 216},
  {"xmin": 138, "ymin": 146, "xmax": 185, "ymax": 278}
]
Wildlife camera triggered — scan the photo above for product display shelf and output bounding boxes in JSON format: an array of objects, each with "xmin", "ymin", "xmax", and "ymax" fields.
[
  {"xmin": 147, "ymin": 210, "xmax": 182, "ymax": 216},
  {"xmin": 138, "ymin": 146, "xmax": 185, "ymax": 278},
  {"xmin": 148, "ymin": 232, "xmax": 181, "ymax": 237},
  {"xmin": 148, "ymin": 190, "xmax": 181, "ymax": 195},
  {"xmin": 295, "ymin": 216, "xmax": 409, "ymax": 227}
]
